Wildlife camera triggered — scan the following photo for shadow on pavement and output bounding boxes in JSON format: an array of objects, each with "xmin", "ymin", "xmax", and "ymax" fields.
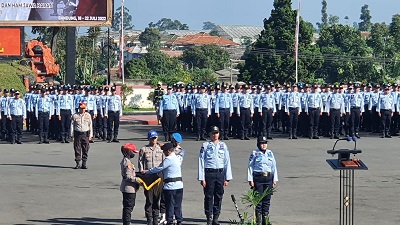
[{"xmin": 0, "ymin": 163, "xmax": 72, "ymax": 169}]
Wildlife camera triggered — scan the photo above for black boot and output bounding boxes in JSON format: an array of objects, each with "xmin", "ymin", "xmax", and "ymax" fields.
[
  {"xmin": 288, "ymin": 130, "xmax": 292, "ymax": 139},
  {"xmin": 212, "ymin": 214, "xmax": 220, "ymax": 225},
  {"xmin": 38, "ymin": 133, "xmax": 43, "ymax": 144},
  {"xmin": 381, "ymin": 131, "xmax": 385, "ymax": 138},
  {"xmin": 164, "ymin": 134, "xmax": 168, "ymax": 142},
  {"xmin": 146, "ymin": 217, "xmax": 152, "ymax": 225},
  {"xmin": 206, "ymin": 215, "xmax": 212, "ymax": 225},
  {"xmin": 102, "ymin": 130, "xmax": 107, "ymax": 141},
  {"xmin": 293, "ymin": 129, "xmax": 298, "ymax": 139},
  {"xmin": 256, "ymin": 212, "xmax": 262, "ymax": 225},
  {"xmin": 65, "ymin": 135, "xmax": 70, "ymax": 143},
  {"xmin": 196, "ymin": 135, "xmax": 200, "ymax": 141},
  {"xmin": 200, "ymin": 134, "xmax": 206, "ymax": 140},
  {"xmin": 74, "ymin": 161, "xmax": 80, "ymax": 169},
  {"xmin": 81, "ymin": 161, "xmax": 87, "ymax": 169},
  {"xmin": 107, "ymin": 134, "xmax": 112, "ymax": 143},
  {"xmin": 61, "ymin": 134, "xmax": 65, "ymax": 143},
  {"xmin": 224, "ymin": 134, "xmax": 229, "ymax": 140},
  {"xmin": 43, "ymin": 134, "xmax": 50, "ymax": 144},
  {"xmin": 262, "ymin": 214, "xmax": 271, "ymax": 225},
  {"xmin": 152, "ymin": 215, "xmax": 159, "ymax": 225},
  {"xmin": 313, "ymin": 132, "xmax": 320, "ymax": 139},
  {"xmin": 244, "ymin": 134, "xmax": 250, "ymax": 140},
  {"xmin": 112, "ymin": 135, "xmax": 120, "ymax": 143},
  {"xmin": 386, "ymin": 132, "xmax": 392, "ymax": 138}
]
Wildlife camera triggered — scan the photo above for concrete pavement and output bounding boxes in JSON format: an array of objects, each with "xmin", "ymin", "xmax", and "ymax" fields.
[{"xmin": 1, "ymin": 125, "xmax": 400, "ymax": 225}]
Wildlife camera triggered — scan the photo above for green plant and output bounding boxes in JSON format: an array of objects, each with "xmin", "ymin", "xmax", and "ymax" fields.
[
  {"xmin": 121, "ymin": 84, "xmax": 134, "ymax": 110},
  {"xmin": 230, "ymin": 188, "xmax": 276, "ymax": 225}
]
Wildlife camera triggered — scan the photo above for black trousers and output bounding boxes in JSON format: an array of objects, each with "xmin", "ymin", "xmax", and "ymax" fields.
[
  {"xmin": 280, "ymin": 107, "xmax": 288, "ymax": 132},
  {"xmin": 273, "ymin": 104, "xmax": 280, "ymax": 129},
  {"xmin": 350, "ymin": 108, "xmax": 361, "ymax": 136},
  {"xmin": 330, "ymin": 109, "xmax": 341, "ymax": 135},
  {"xmin": 204, "ymin": 171, "xmax": 224, "ymax": 216},
  {"xmin": 73, "ymin": 131, "xmax": 90, "ymax": 161},
  {"xmin": 122, "ymin": 192, "xmax": 136, "ymax": 225},
  {"xmin": 49, "ymin": 111, "xmax": 60, "ymax": 139},
  {"xmin": 253, "ymin": 174, "xmax": 274, "ymax": 215},
  {"xmin": 371, "ymin": 106, "xmax": 380, "ymax": 132},
  {"xmin": 344, "ymin": 112, "xmax": 351, "ymax": 136},
  {"xmin": 161, "ymin": 110, "xmax": 177, "ymax": 138},
  {"xmin": 288, "ymin": 108, "xmax": 299, "ymax": 132},
  {"xmin": 26, "ymin": 110, "xmax": 31, "ymax": 131},
  {"xmin": 219, "ymin": 108, "xmax": 230, "ymax": 137},
  {"xmin": 0, "ymin": 111, "xmax": 7, "ymax": 139},
  {"xmin": 252, "ymin": 107, "xmax": 261, "ymax": 136},
  {"xmin": 206, "ymin": 111, "xmax": 218, "ymax": 133},
  {"xmin": 163, "ymin": 188, "xmax": 183, "ymax": 223},
  {"xmin": 320, "ymin": 112, "xmax": 330, "ymax": 136},
  {"xmin": 183, "ymin": 106, "xmax": 192, "ymax": 131},
  {"xmin": 94, "ymin": 109, "xmax": 102, "ymax": 135},
  {"xmin": 381, "ymin": 110, "xmax": 392, "ymax": 133},
  {"xmin": 60, "ymin": 109, "xmax": 72, "ymax": 138},
  {"xmin": 144, "ymin": 184, "xmax": 162, "ymax": 218},
  {"xmin": 196, "ymin": 109, "xmax": 208, "ymax": 136},
  {"xmin": 107, "ymin": 111, "xmax": 120, "ymax": 139},
  {"xmin": 239, "ymin": 108, "xmax": 251, "ymax": 137},
  {"xmin": 10, "ymin": 115, "xmax": 23, "ymax": 142},
  {"xmin": 261, "ymin": 108, "xmax": 273, "ymax": 137},
  {"xmin": 38, "ymin": 111, "xmax": 50, "ymax": 139},
  {"xmin": 298, "ymin": 110, "xmax": 308, "ymax": 136},
  {"xmin": 30, "ymin": 108, "xmax": 38, "ymax": 133},
  {"xmin": 176, "ymin": 106, "xmax": 184, "ymax": 131},
  {"xmin": 230, "ymin": 112, "xmax": 239, "ymax": 137},
  {"xmin": 309, "ymin": 108, "xmax": 320, "ymax": 136},
  {"xmin": 391, "ymin": 106, "xmax": 399, "ymax": 134},
  {"xmin": 363, "ymin": 105, "xmax": 371, "ymax": 131}
]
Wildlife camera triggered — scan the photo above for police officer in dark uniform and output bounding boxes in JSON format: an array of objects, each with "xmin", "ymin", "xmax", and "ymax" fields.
[
  {"xmin": 198, "ymin": 126, "xmax": 232, "ymax": 225},
  {"xmin": 153, "ymin": 83, "xmax": 164, "ymax": 125},
  {"xmin": 248, "ymin": 136, "xmax": 278, "ymax": 225}
]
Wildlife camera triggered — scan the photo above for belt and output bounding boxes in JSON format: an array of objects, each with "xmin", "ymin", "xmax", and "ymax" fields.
[
  {"xmin": 205, "ymin": 168, "xmax": 223, "ymax": 173},
  {"xmin": 196, "ymin": 108, "xmax": 207, "ymax": 111},
  {"xmin": 163, "ymin": 109, "xmax": 176, "ymax": 111},
  {"xmin": 108, "ymin": 110, "xmax": 119, "ymax": 113},
  {"xmin": 60, "ymin": 109, "xmax": 71, "ymax": 111},
  {"xmin": 253, "ymin": 172, "xmax": 271, "ymax": 177},
  {"xmin": 74, "ymin": 130, "xmax": 89, "ymax": 135},
  {"xmin": 164, "ymin": 177, "xmax": 183, "ymax": 183},
  {"xmin": 330, "ymin": 108, "xmax": 340, "ymax": 111},
  {"xmin": 38, "ymin": 111, "xmax": 50, "ymax": 114},
  {"xmin": 289, "ymin": 107, "xmax": 298, "ymax": 110},
  {"xmin": 309, "ymin": 107, "xmax": 320, "ymax": 110},
  {"xmin": 262, "ymin": 107, "xmax": 272, "ymax": 110},
  {"xmin": 219, "ymin": 108, "xmax": 229, "ymax": 110},
  {"xmin": 240, "ymin": 107, "xmax": 250, "ymax": 110},
  {"xmin": 381, "ymin": 109, "xmax": 392, "ymax": 112},
  {"xmin": 11, "ymin": 115, "xmax": 22, "ymax": 117},
  {"xmin": 351, "ymin": 107, "xmax": 360, "ymax": 109}
]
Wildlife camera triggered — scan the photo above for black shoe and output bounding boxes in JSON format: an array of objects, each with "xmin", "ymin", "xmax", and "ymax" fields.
[
  {"xmin": 212, "ymin": 214, "xmax": 220, "ymax": 225},
  {"xmin": 224, "ymin": 136, "xmax": 229, "ymax": 140},
  {"xmin": 334, "ymin": 135, "xmax": 339, "ymax": 139},
  {"xmin": 355, "ymin": 134, "xmax": 361, "ymax": 139},
  {"xmin": 89, "ymin": 140, "xmax": 94, "ymax": 143},
  {"xmin": 65, "ymin": 139, "xmax": 70, "ymax": 143},
  {"xmin": 112, "ymin": 139, "xmax": 120, "ymax": 143},
  {"xmin": 244, "ymin": 136, "xmax": 250, "ymax": 140},
  {"xmin": 386, "ymin": 134, "xmax": 392, "ymax": 138},
  {"xmin": 196, "ymin": 136, "xmax": 200, "ymax": 141},
  {"xmin": 313, "ymin": 136, "xmax": 320, "ymax": 139},
  {"xmin": 81, "ymin": 161, "xmax": 87, "ymax": 169},
  {"xmin": 107, "ymin": 139, "xmax": 111, "ymax": 143},
  {"xmin": 267, "ymin": 136, "xmax": 273, "ymax": 140},
  {"xmin": 61, "ymin": 140, "xmax": 65, "ymax": 143},
  {"xmin": 293, "ymin": 136, "xmax": 298, "ymax": 139},
  {"xmin": 73, "ymin": 161, "xmax": 80, "ymax": 169},
  {"xmin": 200, "ymin": 136, "xmax": 206, "ymax": 141},
  {"xmin": 38, "ymin": 141, "xmax": 43, "ymax": 144},
  {"xmin": 44, "ymin": 140, "xmax": 50, "ymax": 144},
  {"xmin": 16, "ymin": 141, "xmax": 22, "ymax": 144},
  {"xmin": 240, "ymin": 136, "xmax": 244, "ymax": 140}
]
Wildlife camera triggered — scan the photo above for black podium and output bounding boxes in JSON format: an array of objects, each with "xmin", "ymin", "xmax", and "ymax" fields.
[{"xmin": 326, "ymin": 137, "xmax": 368, "ymax": 225}]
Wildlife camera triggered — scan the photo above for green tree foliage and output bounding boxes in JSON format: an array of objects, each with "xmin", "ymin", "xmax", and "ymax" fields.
[
  {"xmin": 181, "ymin": 45, "xmax": 230, "ymax": 71},
  {"xmin": 203, "ymin": 21, "xmax": 217, "ymax": 30},
  {"xmin": 125, "ymin": 57, "xmax": 152, "ymax": 79},
  {"xmin": 112, "ymin": 6, "xmax": 134, "ymax": 31},
  {"xmin": 316, "ymin": 0, "xmax": 328, "ymax": 30},
  {"xmin": 328, "ymin": 14, "xmax": 340, "ymax": 26},
  {"xmin": 359, "ymin": 4, "xmax": 373, "ymax": 32},
  {"xmin": 390, "ymin": 14, "xmax": 400, "ymax": 52},
  {"xmin": 317, "ymin": 25, "xmax": 377, "ymax": 83},
  {"xmin": 191, "ymin": 68, "xmax": 218, "ymax": 84},
  {"xmin": 149, "ymin": 18, "xmax": 189, "ymax": 31},
  {"xmin": 240, "ymin": 0, "xmax": 323, "ymax": 84},
  {"xmin": 139, "ymin": 28, "xmax": 161, "ymax": 50}
]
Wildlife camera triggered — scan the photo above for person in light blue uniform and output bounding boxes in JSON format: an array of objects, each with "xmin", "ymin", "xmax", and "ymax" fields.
[
  {"xmin": 145, "ymin": 143, "xmax": 184, "ymax": 225},
  {"xmin": 251, "ymin": 85, "xmax": 262, "ymax": 138},
  {"xmin": 306, "ymin": 85, "xmax": 323, "ymax": 139},
  {"xmin": 35, "ymin": 88, "xmax": 55, "ymax": 144},
  {"xmin": 99, "ymin": 87, "xmax": 109, "ymax": 141},
  {"xmin": 390, "ymin": 83, "xmax": 400, "ymax": 135},
  {"xmin": 326, "ymin": 85, "xmax": 345, "ymax": 139},
  {"xmin": 362, "ymin": 84, "xmax": 372, "ymax": 132},
  {"xmin": 24, "ymin": 86, "xmax": 33, "ymax": 132},
  {"xmin": 198, "ymin": 126, "xmax": 232, "ymax": 225},
  {"xmin": 29, "ymin": 88, "xmax": 40, "ymax": 134},
  {"xmin": 368, "ymin": 85, "xmax": 381, "ymax": 133},
  {"xmin": 159, "ymin": 85, "xmax": 180, "ymax": 142},
  {"xmin": 175, "ymin": 84, "xmax": 185, "ymax": 132},
  {"xmin": 192, "ymin": 85, "xmax": 210, "ymax": 141},
  {"xmin": 237, "ymin": 85, "xmax": 254, "ymax": 140},
  {"xmin": 347, "ymin": 84, "xmax": 364, "ymax": 138},
  {"xmin": 105, "ymin": 86, "xmax": 123, "ymax": 143},
  {"xmin": 58, "ymin": 85, "xmax": 74, "ymax": 143},
  {"xmin": 0, "ymin": 89, "xmax": 10, "ymax": 141},
  {"xmin": 248, "ymin": 136, "xmax": 278, "ymax": 225},
  {"xmin": 215, "ymin": 83, "xmax": 233, "ymax": 140},
  {"xmin": 320, "ymin": 85, "xmax": 332, "ymax": 137},
  {"xmin": 378, "ymin": 85, "xmax": 395, "ymax": 138},
  {"xmin": 285, "ymin": 84, "xmax": 301, "ymax": 139},
  {"xmin": 259, "ymin": 85, "xmax": 276, "ymax": 139},
  {"xmin": 272, "ymin": 85, "xmax": 282, "ymax": 131},
  {"xmin": 7, "ymin": 90, "xmax": 26, "ymax": 144},
  {"xmin": 230, "ymin": 84, "xmax": 241, "ymax": 138},
  {"xmin": 80, "ymin": 87, "xmax": 98, "ymax": 143}
]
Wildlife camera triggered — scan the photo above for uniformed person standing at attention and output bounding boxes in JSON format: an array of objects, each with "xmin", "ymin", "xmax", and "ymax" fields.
[
  {"xmin": 0, "ymin": 88, "xmax": 8, "ymax": 141},
  {"xmin": 159, "ymin": 85, "xmax": 180, "ymax": 142},
  {"xmin": 7, "ymin": 91, "xmax": 26, "ymax": 144},
  {"xmin": 153, "ymin": 83, "xmax": 165, "ymax": 125},
  {"xmin": 198, "ymin": 126, "xmax": 233, "ymax": 225},
  {"xmin": 80, "ymin": 87, "xmax": 97, "ymax": 143},
  {"xmin": 58, "ymin": 86, "xmax": 74, "ymax": 143},
  {"xmin": 105, "ymin": 86, "xmax": 122, "ymax": 143},
  {"xmin": 248, "ymin": 136, "xmax": 278, "ymax": 225},
  {"xmin": 368, "ymin": 85, "xmax": 381, "ymax": 133},
  {"xmin": 138, "ymin": 130, "xmax": 165, "ymax": 225},
  {"xmin": 326, "ymin": 85, "xmax": 345, "ymax": 139},
  {"xmin": 347, "ymin": 84, "xmax": 364, "ymax": 138},
  {"xmin": 237, "ymin": 85, "xmax": 254, "ymax": 140},
  {"xmin": 215, "ymin": 83, "xmax": 233, "ymax": 140},
  {"xmin": 378, "ymin": 85, "xmax": 395, "ymax": 138},
  {"xmin": 286, "ymin": 84, "xmax": 301, "ymax": 139},
  {"xmin": 259, "ymin": 85, "xmax": 276, "ymax": 139},
  {"xmin": 35, "ymin": 88, "xmax": 54, "ymax": 144},
  {"xmin": 193, "ymin": 85, "xmax": 211, "ymax": 141},
  {"xmin": 71, "ymin": 102, "xmax": 93, "ymax": 169},
  {"xmin": 305, "ymin": 85, "xmax": 323, "ymax": 139}
]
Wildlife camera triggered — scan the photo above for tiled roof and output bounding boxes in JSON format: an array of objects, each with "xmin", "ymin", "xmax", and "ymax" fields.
[
  {"xmin": 167, "ymin": 32, "xmax": 238, "ymax": 46},
  {"xmin": 162, "ymin": 30, "xmax": 211, "ymax": 37}
]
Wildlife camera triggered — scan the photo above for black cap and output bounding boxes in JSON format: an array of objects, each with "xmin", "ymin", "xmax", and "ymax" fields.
[
  {"xmin": 41, "ymin": 88, "xmax": 46, "ymax": 93},
  {"xmin": 200, "ymin": 85, "xmax": 206, "ymax": 89},
  {"xmin": 4, "ymin": 89, "xmax": 9, "ymax": 93},
  {"xmin": 111, "ymin": 86, "xmax": 116, "ymax": 91},
  {"xmin": 167, "ymin": 85, "xmax": 173, "ymax": 89},
  {"xmin": 161, "ymin": 143, "xmax": 174, "ymax": 151},
  {"xmin": 210, "ymin": 126, "xmax": 220, "ymax": 133},
  {"xmin": 14, "ymin": 90, "xmax": 20, "ymax": 95},
  {"xmin": 257, "ymin": 136, "xmax": 268, "ymax": 143}
]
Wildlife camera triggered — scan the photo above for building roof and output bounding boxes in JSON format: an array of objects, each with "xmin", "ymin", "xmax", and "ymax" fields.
[
  {"xmin": 162, "ymin": 30, "xmax": 211, "ymax": 37},
  {"xmin": 167, "ymin": 32, "xmax": 238, "ymax": 46},
  {"xmin": 161, "ymin": 49, "xmax": 183, "ymax": 58},
  {"xmin": 213, "ymin": 25, "xmax": 264, "ymax": 39}
]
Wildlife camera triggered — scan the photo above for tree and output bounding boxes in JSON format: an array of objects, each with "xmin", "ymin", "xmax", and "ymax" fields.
[
  {"xmin": 112, "ymin": 6, "xmax": 134, "ymax": 31},
  {"xmin": 316, "ymin": 0, "xmax": 328, "ymax": 30},
  {"xmin": 359, "ymin": 4, "xmax": 372, "ymax": 31},
  {"xmin": 125, "ymin": 57, "xmax": 152, "ymax": 79},
  {"xmin": 181, "ymin": 44, "xmax": 230, "ymax": 71},
  {"xmin": 139, "ymin": 28, "xmax": 161, "ymax": 50},
  {"xmin": 367, "ymin": 23, "xmax": 392, "ymax": 81},
  {"xmin": 149, "ymin": 18, "xmax": 189, "ymax": 31},
  {"xmin": 328, "ymin": 14, "xmax": 340, "ymax": 26},
  {"xmin": 240, "ymin": 0, "xmax": 323, "ymax": 84},
  {"xmin": 240, "ymin": 36, "xmax": 253, "ymax": 46},
  {"xmin": 389, "ymin": 14, "xmax": 400, "ymax": 52},
  {"xmin": 203, "ymin": 21, "xmax": 216, "ymax": 30}
]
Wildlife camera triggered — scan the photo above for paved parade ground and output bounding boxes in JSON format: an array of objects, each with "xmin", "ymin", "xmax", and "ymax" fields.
[{"xmin": 1, "ymin": 124, "xmax": 400, "ymax": 225}]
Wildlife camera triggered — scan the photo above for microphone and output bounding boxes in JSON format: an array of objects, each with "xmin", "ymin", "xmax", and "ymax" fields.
[
  {"xmin": 332, "ymin": 136, "xmax": 352, "ymax": 151},
  {"xmin": 352, "ymin": 136, "xmax": 357, "ymax": 150}
]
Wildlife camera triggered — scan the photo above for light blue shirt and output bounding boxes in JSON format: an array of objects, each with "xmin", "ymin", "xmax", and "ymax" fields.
[
  {"xmin": 80, "ymin": 95, "xmax": 97, "ymax": 113},
  {"xmin": 378, "ymin": 94, "xmax": 395, "ymax": 111},
  {"xmin": 347, "ymin": 92, "xmax": 364, "ymax": 112},
  {"xmin": 0, "ymin": 96, "xmax": 7, "ymax": 113},
  {"xmin": 306, "ymin": 92, "xmax": 323, "ymax": 112},
  {"xmin": 95, "ymin": 95, "xmax": 102, "ymax": 110},
  {"xmin": 58, "ymin": 94, "xmax": 74, "ymax": 114},
  {"xmin": 105, "ymin": 95, "xmax": 123, "ymax": 116},
  {"xmin": 273, "ymin": 91, "xmax": 282, "ymax": 106},
  {"xmin": 209, "ymin": 93, "xmax": 217, "ymax": 109},
  {"xmin": 35, "ymin": 96, "xmax": 55, "ymax": 118},
  {"xmin": 326, "ymin": 93, "xmax": 345, "ymax": 114},
  {"xmin": 101, "ymin": 94, "xmax": 108, "ymax": 108},
  {"xmin": 29, "ymin": 93, "xmax": 40, "ymax": 111},
  {"xmin": 192, "ymin": 93, "xmax": 211, "ymax": 115},
  {"xmin": 368, "ymin": 92, "xmax": 380, "ymax": 110},
  {"xmin": 231, "ymin": 92, "xmax": 239, "ymax": 107},
  {"xmin": 146, "ymin": 152, "xmax": 183, "ymax": 190},
  {"xmin": 285, "ymin": 92, "xmax": 301, "ymax": 112},
  {"xmin": 237, "ymin": 93, "xmax": 254, "ymax": 114},
  {"xmin": 198, "ymin": 141, "xmax": 233, "ymax": 181},
  {"xmin": 215, "ymin": 92, "xmax": 233, "ymax": 114},
  {"xmin": 363, "ymin": 91, "xmax": 371, "ymax": 105},
  {"xmin": 174, "ymin": 91, "xmax": 185, "ymax": 108},
  {"xmin": 248, "ymin": 149, "xmax": 278, "ymax": 182},
  {"xmin": 7, "ymin": 98, "xmax": 26, "ymax": 118},
  {"xmin": 24, "ymin": 92, "xmax": 33, "ymax": 112},
  {"xmin": 159, "ymin": 94, "xmax": 180, "ymax": 117},
  {"xmin": 300, "ymin": 92, "xmax": 308, "ymax": 109},
  {"xmin": 259, "ymin": 92, "xmax": 276, "ymax": 113}
]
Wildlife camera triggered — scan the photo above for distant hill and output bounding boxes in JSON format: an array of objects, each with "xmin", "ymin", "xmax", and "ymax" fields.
[{"xmin": 0, "ymin": 61, "xmax": 33, "ymax": 93}]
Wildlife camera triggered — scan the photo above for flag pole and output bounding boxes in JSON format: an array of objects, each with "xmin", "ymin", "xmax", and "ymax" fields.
[
  {"xmin": 295, "ymin": 0, "xmax": 300, "ymax": 83},
  {"xmin": 120, "ymin": 0, "xmax": 125, "ymax": 84}
]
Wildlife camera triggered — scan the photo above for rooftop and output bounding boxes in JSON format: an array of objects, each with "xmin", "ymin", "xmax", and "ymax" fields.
[
  {"xmin": 167, "ymin": 32, "xmax": 238, "ymax": 46},
  {"xmin": 213, "ymin": 25, "xmax": 264, "ymax": 39}
]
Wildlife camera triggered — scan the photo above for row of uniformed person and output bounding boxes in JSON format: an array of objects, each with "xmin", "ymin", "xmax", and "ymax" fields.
[{"xmin": 0, "ymin": 85, "xmax": 122, "ymax": 144}]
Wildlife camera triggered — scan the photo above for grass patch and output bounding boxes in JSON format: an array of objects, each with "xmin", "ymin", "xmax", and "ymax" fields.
[
  {"xmin": 123, "ymin": 107, "xmax": 155, "ymax": 113},
  {"xmin": 0, "ymin": 61, "xmax": 33, "ymax": 94}
]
